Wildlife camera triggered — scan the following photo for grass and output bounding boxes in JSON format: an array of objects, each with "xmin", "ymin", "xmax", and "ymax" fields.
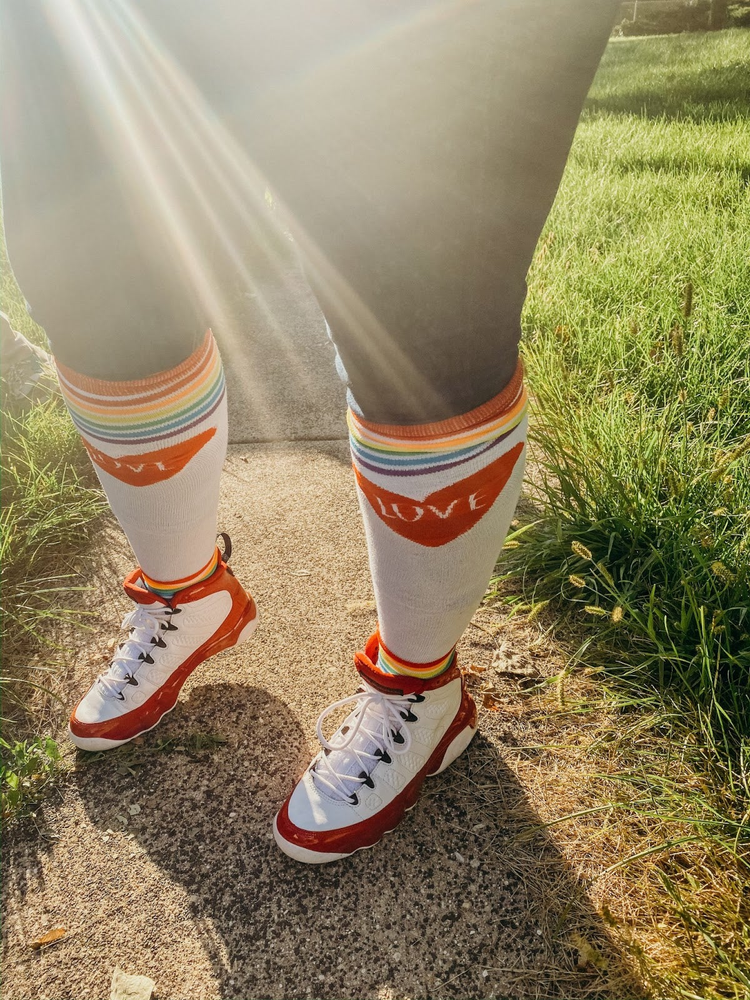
[
  {"xmin": 1, "ymin": 401, "xmax": 106, "ymax": 656},
  {"xmin": 1, "ymin": 23, "xmax": 749, "ymax": 996},
  {"xmin": 0, "ymin": 401, "xmax": 104, "ymax": 820},
  {"xmin": 0, "ymin": 735, "xmax": 62, "ymax": 824},
  {"xmin": 1, "ymin": 219, "xmax": 105, "ymax": 818},
  {"xmin": 501, "ymin": 28, "xmax": 750, "ymax": 999}
]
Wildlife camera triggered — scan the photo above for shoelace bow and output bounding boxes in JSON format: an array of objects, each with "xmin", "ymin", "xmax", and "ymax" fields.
[
  {"xmin": 97, "ymin": 604, "xmax": 180, "ymax": 700},
  {"xmin": 312, "ymin": 682, "xmax": 420, "ymax": 803}
]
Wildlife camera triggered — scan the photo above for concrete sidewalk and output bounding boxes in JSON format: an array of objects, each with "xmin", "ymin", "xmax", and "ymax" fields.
[
  {"xmin": 2, "ymin": 262, "xmax": 640, "ymax": 1000},
  {"xmin": 218, "ymin": 256, "xmax": 346, "ymax": 444}
]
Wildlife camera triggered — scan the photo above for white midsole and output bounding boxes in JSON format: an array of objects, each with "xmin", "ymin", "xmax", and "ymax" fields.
[
  {"xmin": 68, "ymin": 603, "xmax": 259, "ymax": 753},
  {"xmin": 274, "ymin": 722, "xmax": 478, "ymax": 864},
  {"xmin": 237, "ymin": 611, "xmax": 260, "ymax": 644},
  {"xmin": 428, "ymin": 723, "xmax": 477, "ymax": 776},
  {"xmin": 67, "ymin": 702, "xmax": 179, "ymax": 752},
  {"xmin": 272, "ymin": 817, "xmax": 351, "ymax": 864}
]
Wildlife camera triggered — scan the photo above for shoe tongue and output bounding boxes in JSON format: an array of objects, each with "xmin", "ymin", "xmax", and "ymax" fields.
[
  {"xmin": 317, "ymin": 679, "xmax": 403, "ymax": 799},
  {"xmin": 122, "ymin": 569, "xmax": 169, "ymax": 608}
]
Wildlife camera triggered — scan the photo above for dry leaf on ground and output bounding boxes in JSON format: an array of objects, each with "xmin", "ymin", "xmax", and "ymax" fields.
[
  {"xmin": 346, "ymin": 599, "xmax": 376, "ymax": 613},
  {"xmin": 29, "ymin": 927, "xmax": 66, "ymax": 950},
  {"xmin": 482, "ymin": 689, "xmax": 503, "ymax": 711},
  {"xmin": 461, "ymin": 664, "xmax": 487, "ymax": 678}
]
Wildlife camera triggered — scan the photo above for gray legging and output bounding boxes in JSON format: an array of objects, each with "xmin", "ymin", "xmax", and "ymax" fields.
[{"xmin": 0, "ymin": 0, "xmax": 617, "ymax": 423}]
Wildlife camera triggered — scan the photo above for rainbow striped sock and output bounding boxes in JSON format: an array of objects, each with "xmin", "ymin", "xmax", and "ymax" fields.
[
  {"xmin": 141, "ymin": 547, "xmax": 220, "ymax": 599},
  {"xmin": 378, "ymin": 639, "xmax": 457, "ymax": 679},
  {"xmin": 56, "ymin": 331, "xmax": 228, "ymax": 591},
  {"xmin": 349, "ymin": 362, "xmax": 528, "ymax": 680}
]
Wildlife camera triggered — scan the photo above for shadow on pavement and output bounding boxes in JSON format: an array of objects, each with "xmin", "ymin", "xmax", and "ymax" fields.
[{"xmin": 69, "ymin": 682, "xmax": 645, "ymax": 1000}]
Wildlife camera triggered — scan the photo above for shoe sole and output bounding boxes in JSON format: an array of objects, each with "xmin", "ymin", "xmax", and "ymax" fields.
[
  {"xmin": 68, "ymin": 604, "xmax": 259, "ymax": 752},
  {"xmin": 272, "ymin": 719, "xmax": 477, "ymax": 864}
]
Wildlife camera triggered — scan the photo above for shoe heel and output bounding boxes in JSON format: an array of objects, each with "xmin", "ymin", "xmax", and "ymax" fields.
[
  {"xmin": 205, "ymin": 595, "xmax": 259, "ymax": 658},
  {"xmin": 236, "ymin": 608, "xmax": 260, "ymax": 644},
  {"xmin": 430, "ymin": 724, "xmax": 477, "ymax": 776}
]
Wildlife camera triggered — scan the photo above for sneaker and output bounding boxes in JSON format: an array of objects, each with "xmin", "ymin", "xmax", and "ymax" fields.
[
  {"xmin": 273, "ymin": 632, "xmax": 477, "ymax": 863},
  {"xmin": 68, "ymin": 537, "xmax": 258, "ymax": 751}
]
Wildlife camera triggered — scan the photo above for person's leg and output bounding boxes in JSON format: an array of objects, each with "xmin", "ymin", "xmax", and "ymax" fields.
[
  {"xmin": 0, "ymin": 0, "xmax": 256, "ymax": 749},
  {"xmin": 260, "ymin": 0, "xmax": 618, "ymax": 861}
]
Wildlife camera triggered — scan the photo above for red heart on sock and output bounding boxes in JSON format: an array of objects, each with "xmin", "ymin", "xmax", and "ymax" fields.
[
  {"xmin": 83, "ymin": 427, "xmax": 216, "ymax": 486},
  {"xmin": 354, "ymin": 442, "xmax": 524, "ymax": 547}
]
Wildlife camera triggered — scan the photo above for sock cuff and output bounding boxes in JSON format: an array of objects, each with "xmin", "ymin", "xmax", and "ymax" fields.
[
  {"xmin": 141, "ymin": 547, "xmax": 219, "ymax": 596},
  {"xmin": 349, "ymin": 358, "xmax": 525, "ymax": 443},
  {"xmin": 55, "ymin": 331, "xmax": 225, "ymax": 447},
  {"xmin": 378, "ymin": 636, "xmax": 457, "ymax": 679},
  {"xmin": 55, "ymin": 330, "xmax": 215, "ymax": 399}
]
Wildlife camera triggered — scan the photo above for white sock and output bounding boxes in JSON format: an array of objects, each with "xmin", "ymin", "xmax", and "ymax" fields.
[
  {"xmin": 349, "ymin": 362, "xmax": 527, "ymax": 678},
  {"xmin": 56, "ymin": 330, "xmax": 227, "ymax": 594}
]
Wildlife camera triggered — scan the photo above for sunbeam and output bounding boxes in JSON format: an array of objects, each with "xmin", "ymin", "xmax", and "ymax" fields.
[{"xmin": 37, "ymin": 0, "xmax": 451, "ymax": 433}]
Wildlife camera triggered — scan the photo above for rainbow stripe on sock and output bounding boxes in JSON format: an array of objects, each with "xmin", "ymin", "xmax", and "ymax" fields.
[
  {"xmin": 141, "ymin": 547, "xmax": 219, "ymax": 599},
  {"xmin": 55, "ymin": 331, "xmax": 225, "ymax": 447},
  {"xmin": 351, "ymin": 363, "xmax": 526, "ymax": 680},
  {"xmin": 348, "ymin": 361, "xmax": 527, "ymax": 481},
  {"xmin": 56, "ymin": 332, "xmax": 225, "ymax": 597},
  {"xmin": 378, "ymin": 638, "xmax": 457, "ymax": 679}
]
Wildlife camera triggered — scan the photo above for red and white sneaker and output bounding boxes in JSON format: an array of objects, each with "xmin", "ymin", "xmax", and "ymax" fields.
[
  {"xmin": 68, "ymin": 538, "xmax": 258, "ymax": 751},
  {"xmin": 273, "ymin": 633, "xmax": 477, "ymax": 863}
]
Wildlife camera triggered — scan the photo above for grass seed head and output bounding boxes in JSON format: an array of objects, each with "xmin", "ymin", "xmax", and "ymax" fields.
[
  {"xmin": 572, "ymin": 540, "xmax": 593, "ymax": 561},
  {"xmin": 682, "ymin": 281, "xmax": 694, "ymax": 319},
  {"xmin": 710, "ymin": 561, "xmax": 736, "ymax": 584},
  {"xmin": 569, "ymin": 574, "xmax": 587, "ymax": 589},
  {"xmin": 727, "ymin": 434, "xmax": 750, "ymax": 463},
  {"xmin": 527, "ymin": 599, "xmax": 550, "ymax": 623},
  {"xmin": 585, "ymin": 605, "xmax": 609, "ymax": 616},
  {"xmin": 670, "ymin": 324, "xmax": 685, "ymax": 357}
]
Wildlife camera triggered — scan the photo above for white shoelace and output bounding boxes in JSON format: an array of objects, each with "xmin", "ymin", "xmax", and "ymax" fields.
[
  {"xmin": 311, "ymin": 682, "xmax": 417, "ymax": 802},
  {"xmin": 97, "ymin": 604, "xmax": 177, "ymax": 700}
]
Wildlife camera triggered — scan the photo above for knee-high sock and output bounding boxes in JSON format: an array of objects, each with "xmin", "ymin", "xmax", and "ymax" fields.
[
  {"xmin": 55, "ymin": 331, "xmax": 227, "ymax": 595},
  {"xmin": 349, "ymin": 362, "xmax": 527, "ymax": 678}
]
